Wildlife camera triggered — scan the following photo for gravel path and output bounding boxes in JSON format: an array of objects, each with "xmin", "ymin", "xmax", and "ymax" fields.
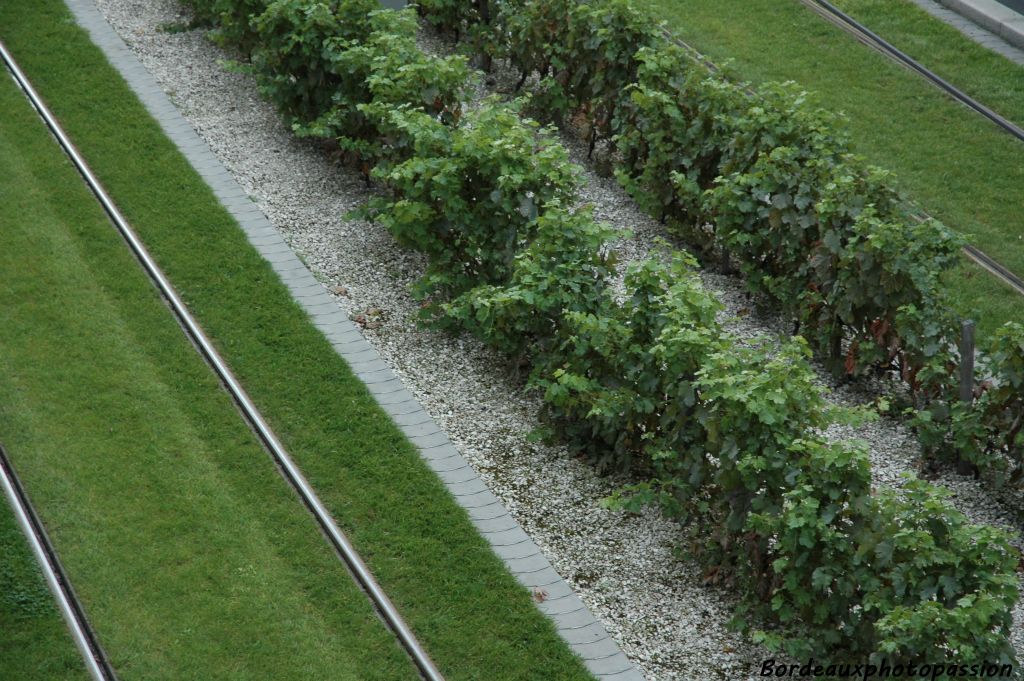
[{"xmin": 89, "ymin": 0, "xmax": 1024, "ymax": 675}]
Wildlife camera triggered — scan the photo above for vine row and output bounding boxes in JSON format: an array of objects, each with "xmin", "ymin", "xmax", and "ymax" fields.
[{"xmin": 182, "ymin": 0, "xmax": 1021, "ymax": 668}]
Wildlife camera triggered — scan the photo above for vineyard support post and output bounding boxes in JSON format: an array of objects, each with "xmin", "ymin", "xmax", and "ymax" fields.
[
  {"xmin": 959, "ymin": 319, "xmax": 975, "ymax": 404},
  {"xmin": 957, "ymin": 319, "xmax": 976, "ymax": 475},
  {"xmin": 477, "ymin": 0, "xmax": 492, "ymax": 72},
  {"xmin": 720, "ymin": 247, "xmax": 732, "ymax": 275}
]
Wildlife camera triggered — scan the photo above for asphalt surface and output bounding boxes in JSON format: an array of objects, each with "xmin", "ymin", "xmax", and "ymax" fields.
[{"xmin": 996, "ymin": 0, "xmax": 1024, "ymax": 17}]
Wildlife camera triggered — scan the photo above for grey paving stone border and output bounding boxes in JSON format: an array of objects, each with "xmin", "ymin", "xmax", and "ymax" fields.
[
  {"xmin": 912, "ymin": 0, "xmax": 1024, "ymax": 60},
  {"xmin": 61, "ymin": 0, "xmax": 644, "ymax": 678}
]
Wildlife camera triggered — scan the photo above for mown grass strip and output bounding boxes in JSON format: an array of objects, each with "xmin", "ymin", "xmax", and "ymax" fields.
[
  {"xmin": 0, "ymin": 3, "xmax": 594, "ymax": 680},
  {"xmin": 632, "ymin": 0, "xmax": 1024, "ymax": 338}
]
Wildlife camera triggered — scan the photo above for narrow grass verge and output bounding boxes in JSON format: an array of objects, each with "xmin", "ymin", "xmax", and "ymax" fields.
[
  {"xmin": 633, "ymin": 0, "xmax": 1024, "ymax": 338},
  {"xmin": 0, "ymin": 3, "xmax": 594, "ymax": 680}
]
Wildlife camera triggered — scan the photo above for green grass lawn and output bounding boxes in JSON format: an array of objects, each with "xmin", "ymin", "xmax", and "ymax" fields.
[
  {"xmin": 0, "ymin": 3, "xmax": 593, "ymax": 680},
  {"xmin": 0, "ymin": 502, "xmax": 90, "ymax": 680},
  {"xmin": 638, "ymin": 0, "xmax": 1024, "ymax": 338}
]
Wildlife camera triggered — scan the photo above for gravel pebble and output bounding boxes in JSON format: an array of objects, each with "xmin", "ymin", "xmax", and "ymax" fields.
[{"xmin": 89, "ymin": 0, "xmax": 1024, "ymax": 673}]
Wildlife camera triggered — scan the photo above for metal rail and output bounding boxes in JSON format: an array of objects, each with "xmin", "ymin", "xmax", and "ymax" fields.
[
  {"xmin": 963, "ymin": 243, "xmax": 1024, "ymax": 296},
  {"xmin": 799, "ymin": 0, "xmax": 1024, "ymax": 294},
  {"xmin": 663, "ymin": 22, "xmax": 1024, "ymax": 298},
  {"xmin": 0, "ymin": 445, "xmax": 118, "ymax": 681},
  {"xmin": 0, "ymin": 39, "xmax": 444, "ymax": 681},
  {"xmin": 801, "ymin": 0, "xmax": 1024, "ymax": 144}
]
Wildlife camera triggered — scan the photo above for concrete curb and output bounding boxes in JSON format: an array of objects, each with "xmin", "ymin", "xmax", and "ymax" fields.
[
  {"xmin": 936, "ymin": 0, "xmax": 1024, "ymax": 51},
  {"xmin": 60, "ymin": 0, "xmax": 645, "ymax": 678}
]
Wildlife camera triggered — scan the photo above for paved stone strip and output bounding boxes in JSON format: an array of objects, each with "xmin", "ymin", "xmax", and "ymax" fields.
[
  {"xmin": 910, "ymin": 0, "xmax": 1024, "ymax": 64},
  {"xmin": 60, "ymin": 0, "xmax": 644, "ymax": 678}
]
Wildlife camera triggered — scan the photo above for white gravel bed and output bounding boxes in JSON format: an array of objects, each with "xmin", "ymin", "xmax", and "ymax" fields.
[{"xmin": 89, "ymin": 0, "xmax": 1024, "ymax": 673}]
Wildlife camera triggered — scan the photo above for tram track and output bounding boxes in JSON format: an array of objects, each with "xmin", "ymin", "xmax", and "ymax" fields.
[
  {"xmin": 0, "ymin": 444, "xmax": 118, "ymax": 681},
  {"xmin": 662, "ymin": 9, "xmax": 1024, "ymax": 299},
  {"xmin": 798, "ymin": 0, "xmax": 1024, "ymax": 294},
  {"xmin": 800, "ymin": 0, "xmax": 1024, "ymax": 296},
  {"xmin": 0, "ymin": 38, "xmax": 444, "ymax": 681},
  {"xmin": 801, "ymin": 0, "xmax": 1024, "ymax": 143}
]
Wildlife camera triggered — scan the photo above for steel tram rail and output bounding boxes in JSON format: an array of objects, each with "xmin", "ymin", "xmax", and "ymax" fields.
[
  {"xmin": 0, "ymin": 38, "xmax": 445, "ymax": 681},
  {"xmin": 793, "ymin": 0, "xmax": 1024, "ymax": 295},
  {"xmin": 0, "ymin": 444, "xmax": 118, "ymax": 681},
  {"xmin": 798, "ymin": 0, "xmax": 1024, "ymax": 296},
  {"xmin": 660, "ymin": 22, "xmax": 1024, "ymax": 298},
  {"xmin": 800, "ymin": 0, "xmax": 1024, "ymax": 144}
]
